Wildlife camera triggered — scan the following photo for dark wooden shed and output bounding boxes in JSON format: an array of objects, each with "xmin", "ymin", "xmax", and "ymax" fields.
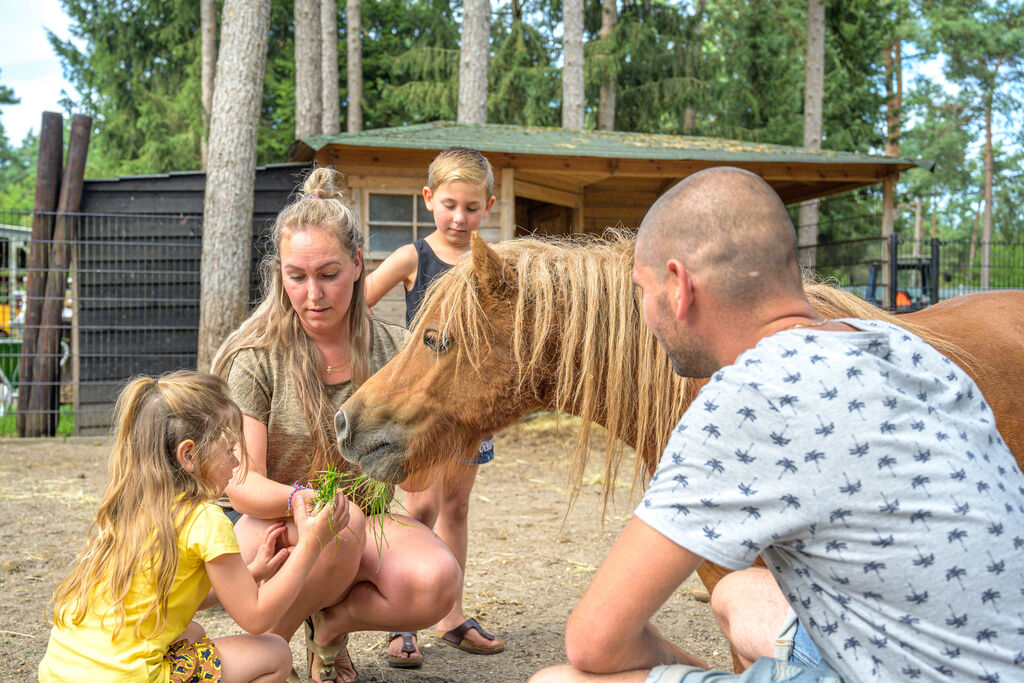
[{"xmin": 74, "ymin": 163, "xmax": 308, "ymax": 433}]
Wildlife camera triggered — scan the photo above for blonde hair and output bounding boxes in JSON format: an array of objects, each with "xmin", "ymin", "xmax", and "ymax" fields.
[
  {"xmin": 427, "ymin": 146, "xmax": 495, "ymax": 196},
  {"xmin": 51, "ymin": 371, "xmax": 245, "ymax": 639},
  {"xmin": 211, "ymin": 167, "xmax": 369, "ymax": 476}
]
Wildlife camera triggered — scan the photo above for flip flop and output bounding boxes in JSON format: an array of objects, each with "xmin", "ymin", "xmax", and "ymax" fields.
[
  {"xmin": 436, "ymin": 618, "xmax": 504, "ymax": 655},
  {"xmin": 305, "ymin": 617, "xmax": 358, "ymax": 683},
  {"xmin": 386, "ymin": 631, "xmax": 424, "ymax": 669}
]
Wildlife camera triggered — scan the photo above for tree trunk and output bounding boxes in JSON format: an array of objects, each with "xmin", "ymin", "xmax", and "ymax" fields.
[
  {"xmin": 200, "ymin": 0, "xmax": 217, "ymax": 169},
  {"xmin": 295, "ymin": 0, "xmax": 323, "ymax": 139},
  {"xmin": 797, "ymin": 0, "xmax": 825, "ymax": 271},
  {"xmin": 562, "ymin": 0, "xmax": 584, "ymax": 129},
  {"xmin": 17, "ymin": 112, "xmax": 62, "ymax": 437},
  {"xmin": 883, "ymin": 40, "xmax": 902, "ymax": 157},
  {"xmin": 682, "ymin": 0, "xmax": 707, "ymax": 134},
  {"xmin": 197, "ymin": 0, "xmax": 272, "ymax": 372},
  {"xmin": 321, "ymin": 0, "xmax": 340, "ymax": 135},
  {"xmin": 967, "ymin": 198, "xmax": 981, "ymax": 283},
  {"xmin": 981, "ymin": 97, "xmax": 994, "ymax": 289},
  {"xmin": 458, "ymin": 0, "xmax": 490, "ymax": 124},
  {"xmin": 346, "ymin": 0, "xmax": 363, "ymax": 132},
  {"xmin": 597, "ymin": 0, "xmax": 617, "ymax": 131}
]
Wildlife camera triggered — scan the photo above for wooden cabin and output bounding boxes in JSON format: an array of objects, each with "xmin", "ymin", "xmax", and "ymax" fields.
[{"xmin": 292, "ymin": 122, "xmax": 927, "ymax": 322}]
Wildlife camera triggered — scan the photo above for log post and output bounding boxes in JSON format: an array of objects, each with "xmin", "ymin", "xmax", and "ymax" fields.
[
  {"xmin": 26, "ymin": 115, "xmax": 91, "ymax": 436},
  {"xmin": 18, "ymin": 112, "xmax": 63, "ymax": 437}
]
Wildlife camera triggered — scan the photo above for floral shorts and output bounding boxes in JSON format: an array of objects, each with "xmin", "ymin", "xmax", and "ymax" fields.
[{"xmin": 165, "ymin": 636, "xmax": 222, "ymax": 683}]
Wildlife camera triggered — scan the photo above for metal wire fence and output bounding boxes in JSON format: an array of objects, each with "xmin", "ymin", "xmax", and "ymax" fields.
[{"xmin": 1, "ymin": 209, "xmax": 1021, "ymax": 437}]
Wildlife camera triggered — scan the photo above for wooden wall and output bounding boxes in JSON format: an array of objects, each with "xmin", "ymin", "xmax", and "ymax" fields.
[{"xmin": 75, "ymin": 163, "xmax": 307, "ymax": 434}]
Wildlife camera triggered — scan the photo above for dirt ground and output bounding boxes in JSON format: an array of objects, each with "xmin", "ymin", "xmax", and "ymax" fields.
[{"xmin": 0, "ymin": 414, "xmax": 730, "ymax": 682}]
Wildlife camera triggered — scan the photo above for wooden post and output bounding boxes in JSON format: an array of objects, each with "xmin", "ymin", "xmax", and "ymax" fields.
[
  {"xmin": 27, "ymin": 114, "xmax": 91, "ymax": 436},
  {"xmin": 18, "ymin": 112, "xmax": 62, "ymax": 437},
  {"xmin": 571, "ymin": 205, "xmax": 585, "ymax": 234},
  {"xmin": 500, "ymin": 168, "xmax": 514, "ymax": 241}
]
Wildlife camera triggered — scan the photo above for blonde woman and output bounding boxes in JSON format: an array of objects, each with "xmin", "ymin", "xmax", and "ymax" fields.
[{"xmin": 212, "ymin": 168, "xmax": 460, "ymax": 683}]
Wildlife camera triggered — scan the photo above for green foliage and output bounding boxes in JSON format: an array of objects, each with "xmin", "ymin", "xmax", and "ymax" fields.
[
  {"xmin": 361, "ymin": 0, "xmax": 462, "ymax": 127},
  {"xmin": 50, "ymin": 0, "xmax": 204, "ymax": 176},
  {"xmin": 5, "ymin": 0, "xmax": 1019, "ymax": 257},
  {"xmin": 490, "ymin": 10, "xmax": 560, "ymax": 126},
  {"xmin": 0, "ymin": 73, "xmax": 36, "ymax": 212}
]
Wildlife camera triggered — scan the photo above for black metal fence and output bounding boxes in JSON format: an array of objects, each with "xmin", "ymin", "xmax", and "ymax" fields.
[
  {"xmin": 0, "ymin": 209, "xmax": 268, "ymax": 437},
  {"xmin": 806, "ymin": 235, "xmax": 1024, "ymax": 311},
  {"xmin": 2, "ymin": 208, "xmax": 1022, "ymax": 437}
]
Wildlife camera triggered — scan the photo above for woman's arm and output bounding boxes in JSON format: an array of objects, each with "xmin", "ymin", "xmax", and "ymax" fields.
[
  {"xmin": 364, "ymin": 244, "xmax": 418, "ymax": 308},
  {"xmin": 225, "ymin": 414, "xmax": 294, "ymax": 519}
]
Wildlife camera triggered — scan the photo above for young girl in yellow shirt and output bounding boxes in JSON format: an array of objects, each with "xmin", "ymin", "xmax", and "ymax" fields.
[{"xmin": 39, "ymin": 371, "xmax": 349, "ymax": 682}]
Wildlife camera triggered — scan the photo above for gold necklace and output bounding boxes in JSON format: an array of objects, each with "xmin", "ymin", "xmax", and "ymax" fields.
[
  {"xmin": 325, "ymin": 359, "xmax": 349, "ymax": 375},
  {"xmin": 786, "ymin": 318, "xmax": 830, "ymax": 331}
]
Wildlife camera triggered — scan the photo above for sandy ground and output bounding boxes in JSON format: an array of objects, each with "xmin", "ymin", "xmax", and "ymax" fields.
[{"xmin": 0, "ymin": 415, "xmax": 730, "ymax": 682}]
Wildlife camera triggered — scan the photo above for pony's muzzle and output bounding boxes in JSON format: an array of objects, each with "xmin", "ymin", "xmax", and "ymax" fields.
[{"xmin": 334, "ymin": 402, "xmax": 409, "ymax": 484}]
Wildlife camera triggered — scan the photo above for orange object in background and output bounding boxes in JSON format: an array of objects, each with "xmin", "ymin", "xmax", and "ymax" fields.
[{"xmin": 896, "ymin": 290, "xmax": 912, "ymax": 307}]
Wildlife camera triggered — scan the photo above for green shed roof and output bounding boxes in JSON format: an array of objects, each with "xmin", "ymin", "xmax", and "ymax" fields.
[{"xmin": 298, "ymin": 121, "xmax": 931, "ymax": 171}]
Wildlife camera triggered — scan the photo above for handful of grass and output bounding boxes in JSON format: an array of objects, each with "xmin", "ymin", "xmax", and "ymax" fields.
[{"xmin": 309, "ymin": 464, "xmax": 397, "ymax": 564}]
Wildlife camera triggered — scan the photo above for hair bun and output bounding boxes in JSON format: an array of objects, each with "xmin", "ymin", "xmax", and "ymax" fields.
[{"xmin": 301, "ymin": 167, "xmax": 345, "ymax": 201}]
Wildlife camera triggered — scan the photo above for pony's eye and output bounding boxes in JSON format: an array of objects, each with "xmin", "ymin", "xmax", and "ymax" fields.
[{"xmin": 423, "ymin": 328, "xmax": 453, "ymax": 354}]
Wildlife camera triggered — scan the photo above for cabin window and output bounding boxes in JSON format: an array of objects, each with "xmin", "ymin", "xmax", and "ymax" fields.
[{"xmin": 367, "ymin": 192, "xmax": 432, "ymax": 256}]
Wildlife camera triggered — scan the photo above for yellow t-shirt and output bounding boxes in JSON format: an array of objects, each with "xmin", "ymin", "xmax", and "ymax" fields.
[{"xmin": 39, "ymin": 501, "xmax": 240, "ymax": 683}]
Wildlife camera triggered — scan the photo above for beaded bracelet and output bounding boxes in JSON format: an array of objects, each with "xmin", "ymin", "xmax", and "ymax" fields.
[{"xmin": 287, "ymin": 482, "xmax": 311, "ymax": 514}]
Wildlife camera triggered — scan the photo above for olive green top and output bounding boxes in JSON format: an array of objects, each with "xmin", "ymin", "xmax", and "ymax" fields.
[{"xmin": 223, "ymin": 317, "xmax": 409, "ymax": 487}]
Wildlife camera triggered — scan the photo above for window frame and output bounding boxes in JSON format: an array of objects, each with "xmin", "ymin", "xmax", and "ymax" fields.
[{"xmin": 363, "ymin": 190, "xmax": 431, "ymax": 260}]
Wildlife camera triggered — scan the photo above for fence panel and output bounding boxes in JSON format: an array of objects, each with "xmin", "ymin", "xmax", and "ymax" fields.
[{"xmin": 0, "ymin": 210, "xmax": 269, "ymax": 437}]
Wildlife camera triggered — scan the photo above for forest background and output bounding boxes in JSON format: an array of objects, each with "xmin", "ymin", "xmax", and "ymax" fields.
[{"xmin": 0, "ymin": 0, "xmax": 1022, "ymax": 248}]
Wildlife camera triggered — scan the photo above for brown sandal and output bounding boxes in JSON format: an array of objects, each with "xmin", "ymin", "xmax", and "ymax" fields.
[
  {"xmin": 437, "ymin": 618, "xmax": 504, "ymax": 655},
  {"xmin": 386, "ymin": 631, "xmax": 423, "ymax": 668}
]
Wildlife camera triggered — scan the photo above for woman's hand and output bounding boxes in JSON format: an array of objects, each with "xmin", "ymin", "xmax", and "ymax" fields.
[
  {"xmin": 292, "ymin": 489, "xmax": 351, "ymax": 548},
  {"xmin": 246, "ymin": 520, "xmax": 290, "ymax": 583}
]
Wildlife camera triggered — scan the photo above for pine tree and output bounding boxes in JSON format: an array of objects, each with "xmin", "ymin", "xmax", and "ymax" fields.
[
  {"xmin": 346, "ymin": 0, "xmax": 363, "ymax": 131},
  {"xmin": 459, "ymin": 0, "xmax": 491, "ymax": 123},
  {"xmin": 562, "ymin": 0, "xmax": 585, "ymax": 128},
  {"xmin": 489, "ymin": 0, "xmax": 560, "ymax": 126},
  {"xmin": 919, "ymin": 0, "xmax": 1024, "ymax": 288},
  {"xmin": 322, "ymin": 0, "xmax": 341, "ymax": 134},
  {"xmin": 294, "ymin": 0, "xmax": 323, "ymax": 138},
  {"xmin": 198, "ymin": 0, "xmax": 272, "ymax": 371},
  {"xmin": 49, "ymin": 0, "xmax": 204, "ymax": 175}
]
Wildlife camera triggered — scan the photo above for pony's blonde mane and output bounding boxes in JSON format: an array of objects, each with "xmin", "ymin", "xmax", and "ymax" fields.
[{"xmin": 416, "ymin": 231, "xmax": 966, "ymax": 507}]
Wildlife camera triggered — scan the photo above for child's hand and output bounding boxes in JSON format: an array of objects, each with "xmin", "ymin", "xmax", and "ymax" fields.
[
  {"xmin": 246, "ymin": 520, "xmax": 290, "ymax": 582},
  {"xmin": 292, "ymin": 489, "xmax": 350, "ymax": 546}
]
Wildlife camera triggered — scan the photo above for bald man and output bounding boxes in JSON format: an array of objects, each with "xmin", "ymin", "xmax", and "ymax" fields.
[{"xmin": 529, "ymin": 167, "xmax": 1024, "ymax": 683}]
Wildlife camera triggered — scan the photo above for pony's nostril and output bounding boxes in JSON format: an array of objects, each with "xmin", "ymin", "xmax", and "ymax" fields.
[{"xmin": 334, "ymin": 407, "xmax": 351, "ymax": 444}]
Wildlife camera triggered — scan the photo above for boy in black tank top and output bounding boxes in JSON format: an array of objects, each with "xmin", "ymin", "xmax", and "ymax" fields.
[{"xmin": 364, "ymin": 147, "xmax": 504, "ymax": 667}]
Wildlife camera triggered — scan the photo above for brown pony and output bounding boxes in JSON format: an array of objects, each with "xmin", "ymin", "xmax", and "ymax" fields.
[{"xmin": 337, "ymin": 231, "xmax": 1024, "ymax": 593}]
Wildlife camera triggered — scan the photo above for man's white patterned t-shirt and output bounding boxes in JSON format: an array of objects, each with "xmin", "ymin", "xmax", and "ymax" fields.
[{"xmin": 636, "ymin": 319, "xmax": 1024, "ymax": 682}]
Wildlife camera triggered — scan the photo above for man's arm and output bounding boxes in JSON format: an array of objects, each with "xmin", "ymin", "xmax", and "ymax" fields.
[{"xmin": 565, "ymin": 516, "xmax": 705, "ymax": 674}]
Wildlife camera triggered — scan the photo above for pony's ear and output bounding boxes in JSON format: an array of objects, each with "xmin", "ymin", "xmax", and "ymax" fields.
[{"xmin": 470, "ymin": 232, "xmax": 515, "ymax": 299}]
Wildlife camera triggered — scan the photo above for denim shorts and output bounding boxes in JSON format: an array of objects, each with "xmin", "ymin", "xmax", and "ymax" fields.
[
  {"xmin": 646, "ymin": 609, "xmax": 841, "ymax": 683},
  {"xmin": 462, "ymin": 435, "xmax": 495, "ymax": 465}
]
